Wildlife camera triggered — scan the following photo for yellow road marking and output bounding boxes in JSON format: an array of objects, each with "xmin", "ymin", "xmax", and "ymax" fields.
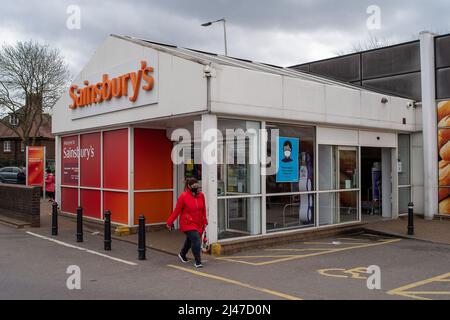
[
  {"xmin": 318, "ymin": 267, "xmax": 369, "ymax": 280},
  {"xmin": 217, "ymin": 239, "xmax": 401, "ymax": 266},
  {"xmin": 318, "ymin": 268, "xmax": 348, "ymax": 278},
  {"xmin": 304, "ymin": 242, "xmax": 370, "ymax": 245},
  {"xmin": 388, "ymin": 272, "xmax": 450, "ymax": 300},
  {"xmin": 167, "ymin": 264, "xmax": 302, "ymax": 300},
  {"xmin": 216, "ymin": 255, "xmax": 298, "ymax": 259},
  {"xmin": 266, "ymin": 248, "xmax": 331, "ymax": 252}
]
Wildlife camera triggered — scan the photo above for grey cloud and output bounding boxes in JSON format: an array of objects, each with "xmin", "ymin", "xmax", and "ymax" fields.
[{"xmin": 1, "ymin": 0, "xmax": 449, "ymax": 76}]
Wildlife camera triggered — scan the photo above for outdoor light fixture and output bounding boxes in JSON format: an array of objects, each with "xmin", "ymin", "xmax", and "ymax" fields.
[
  {"xmin": 381, "ymin": 97, "xmax": 389, "ymax": 104},
  {"xmin": 201, "ymin": 18, "xmax": 228, "ymax": 56}
]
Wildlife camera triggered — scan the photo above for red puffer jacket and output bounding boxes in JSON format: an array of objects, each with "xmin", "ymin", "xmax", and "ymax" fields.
[{"xmin": 167, "ymin": 190, "xmax": 208, "ymax": 234}]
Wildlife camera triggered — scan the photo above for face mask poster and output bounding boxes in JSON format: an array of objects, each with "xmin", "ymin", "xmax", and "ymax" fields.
[{"xmin": 276, "ymin": 137, "xmax": 299, "ymax": 183}]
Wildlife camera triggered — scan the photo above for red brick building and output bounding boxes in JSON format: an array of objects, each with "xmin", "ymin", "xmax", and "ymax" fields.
[{"xmin": 0, "ymin": 113, "xmax": 55, "ymax": 168}]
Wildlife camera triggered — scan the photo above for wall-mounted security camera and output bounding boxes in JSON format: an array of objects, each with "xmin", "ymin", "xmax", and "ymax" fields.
[
  {"xmin": 406, "ymin": 102, "xmax": 415, "ymax": 109},
  {"xmin": 204, "ymin": 65, "xmax": 213, "ymax": 78},
  {"xmin": 381, "ymin": 97, "xmax": 389, "ymax": 104}
]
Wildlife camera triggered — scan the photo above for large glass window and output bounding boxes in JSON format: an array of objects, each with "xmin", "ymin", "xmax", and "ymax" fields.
[
  {"xmin": 265, "ymin": 124, "xmax": 315, "ymax": 231},
  {"xmin": 217, "ymin": 119, "xmax": 261, "ymax": 240},
  {"xmin": 319, "ymin": 145, "xmax": 360, "ymax": 226}
]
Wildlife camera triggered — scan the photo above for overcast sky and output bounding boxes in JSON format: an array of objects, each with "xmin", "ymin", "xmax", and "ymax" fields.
[{"xmin": 1, "ymin": 0, "xmax": 449, "ymax": 77}]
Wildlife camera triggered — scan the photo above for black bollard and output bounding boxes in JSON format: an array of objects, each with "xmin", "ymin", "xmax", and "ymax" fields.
[
  {"xmin": 104, "ymin": 211, "xmax": 112, "ymax": 251},
  {"xmin": 51, "ymin": 202, "xmax": 58, "ymax": 236},
  {"xmin": 138, "ymin": 215, "xmax": 146, "ymax": 260},
  {"xmin": 408, "ymin": 202, "xmax": 414, "ymax": 236},
  {"xmin": 76, "ymin": 207, "xmax": 83, "ymax": 243}
]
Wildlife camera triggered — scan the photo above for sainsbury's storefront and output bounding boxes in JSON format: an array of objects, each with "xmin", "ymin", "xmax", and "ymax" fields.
[{"xmin": 53, "ymin": 35, "xmax": 419, "ymax": 245}]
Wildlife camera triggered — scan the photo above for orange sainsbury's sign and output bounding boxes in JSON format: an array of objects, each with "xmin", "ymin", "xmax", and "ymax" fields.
[{"xmin": 69, "ymin": 61, "xmax": 154, "ymax": 110}]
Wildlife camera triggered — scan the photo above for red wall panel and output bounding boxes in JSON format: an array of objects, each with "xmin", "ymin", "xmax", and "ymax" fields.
[
  {"xmin": 80, "ymin": 189, "xmax": 101, "ymax": 220},
  {"xmin": 103, "ymin": 129, "xmax": 128, "ymax": 190},
  {"xmin": 61, "ymin": 187, "xmax": 78, "ymax": 214},
  {"xmin": 103, "ymin": 191, "xmax": 128, "ymax": 224},
  {"xmin": 134, "ymin": 192, "xmax": 173, "ymax": 225},
  {"xmin": 80, "ymin": 133, "xmax": 101, "ymax": 188},
  {"xmin": 134, "ymin": 129, "xmax": 173, "ymax": 190}
]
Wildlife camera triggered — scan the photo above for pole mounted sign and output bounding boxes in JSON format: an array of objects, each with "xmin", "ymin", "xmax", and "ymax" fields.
[{"xmin": 26, "ymin": 146, "xmax": 46, "ymax": 190}]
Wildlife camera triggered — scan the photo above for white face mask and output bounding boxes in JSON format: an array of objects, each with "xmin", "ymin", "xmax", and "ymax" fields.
[{"xmin": 284, "ymin": 151, "xmax": 292, "ymax": 158}]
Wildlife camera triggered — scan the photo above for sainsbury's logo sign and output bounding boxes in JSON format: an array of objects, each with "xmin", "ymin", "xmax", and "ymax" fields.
[
  {"xmin": 69, "ymin": 61, "xmax": 155, "ymax": 110},
  {"xmin": 63, "ymin": 145, "xmax": 95, "ymax": 161}
]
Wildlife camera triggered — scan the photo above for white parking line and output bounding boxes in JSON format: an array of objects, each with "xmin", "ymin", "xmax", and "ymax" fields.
[{"xmin": 26, "ymin": 231, "xmax": 138, "ymax": 266}]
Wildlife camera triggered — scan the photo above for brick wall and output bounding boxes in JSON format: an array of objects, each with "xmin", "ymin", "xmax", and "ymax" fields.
[{"xmin": 0, "ymin": 184, "xmax": 40, "ymax": 227}]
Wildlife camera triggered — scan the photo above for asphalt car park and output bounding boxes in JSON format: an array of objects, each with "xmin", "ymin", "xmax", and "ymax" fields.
[{"xmin": 1, "ymin": 223, "xmax": 450, "ymax": 300}]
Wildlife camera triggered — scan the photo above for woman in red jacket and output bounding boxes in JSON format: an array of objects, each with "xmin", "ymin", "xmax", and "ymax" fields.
[{"xmin": 167, "ymin": 177, "xmax": 208, "ymax": 268}]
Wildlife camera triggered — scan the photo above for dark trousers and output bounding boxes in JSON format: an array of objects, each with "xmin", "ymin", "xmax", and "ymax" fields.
[{"xmin": 180, "ymin": 230, "xmax": 202, "ymax": 264}]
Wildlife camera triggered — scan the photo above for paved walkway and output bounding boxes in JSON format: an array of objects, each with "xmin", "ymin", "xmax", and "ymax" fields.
[
  {"xmin": 38, "ymin": 200, "xmax": 187, "ymax": 257},
  {"xmin": 365, "ymin": 216, "xmax": 450, "ymax": 245}
]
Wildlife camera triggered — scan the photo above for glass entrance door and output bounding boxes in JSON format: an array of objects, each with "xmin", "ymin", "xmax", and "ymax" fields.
[{"xmin": 336, "ymin": 147, "xmax": 359, "ymax": 223}]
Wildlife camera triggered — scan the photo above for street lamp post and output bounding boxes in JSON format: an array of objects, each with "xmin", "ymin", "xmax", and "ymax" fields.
[{"xmin": 201, "ymin": 18, "xmax": 228, "ymax": 56}]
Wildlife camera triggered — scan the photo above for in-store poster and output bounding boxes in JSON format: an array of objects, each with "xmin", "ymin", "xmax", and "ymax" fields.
[
  {"xmin": 276, "ymin": 137, "xmax": 299, "ymax": 183},
  {"xmin": 62, "ymin": 136, "xmax": 79, "ymax": 186},
  {"xmin": 438, "ymin": 100, "xmax": 450, "ymax": 215},
  {"xmin": 27, "ymin": 146, "xmax": 45, "ymax": 186}
]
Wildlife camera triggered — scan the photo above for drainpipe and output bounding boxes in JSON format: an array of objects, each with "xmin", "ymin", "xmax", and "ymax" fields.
[{"xmin": 420, "ymin": 31, "xmax": 438, "ymax": 220}]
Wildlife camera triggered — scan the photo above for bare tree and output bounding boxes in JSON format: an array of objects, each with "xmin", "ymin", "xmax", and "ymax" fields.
[
  {"xmin": 335, "ymin": 33, "xmax": 395, "ymax": 56},
  {"xmin": 0, "ymin": 41, "xmax": 70, "ymax": 146}
]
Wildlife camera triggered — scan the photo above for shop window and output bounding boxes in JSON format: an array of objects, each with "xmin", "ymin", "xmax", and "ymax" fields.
[
  {"xmin": 266, "ymin": 194, "xmax": 314, "ymax": 231},
  {"xmin": 218, "ymin": 197, "xmax": 261, "ymax": 239},
  {"xmin": 217, "ymin": 119, "xmax": 262, "ymax": 240},
  {"xmin": 217, "ymin": 119, "xmax": 261, "ymax": 196},
  {"xmin": 266, "ymin": 124, "xmax": 315, "ymax": 194}
]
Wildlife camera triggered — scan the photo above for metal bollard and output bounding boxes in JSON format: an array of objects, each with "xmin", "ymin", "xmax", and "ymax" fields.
[
  {"xmin": 51, "ymin": 202, "xmax": 58, "ymax": 236},
  {"xmin": 138, "ymin": 215, "xmax": 146, "ymax": 260},
  {"xmin": 408, "ymin": 202, "xmax": 414, "ymax": 236},
  {"xmin": 76, "ymin": 207, "xmax": 83, "ymax": 243},
  {"xmin": 104, "ymin": 210, "xmax": 112, "ymax": 251}
]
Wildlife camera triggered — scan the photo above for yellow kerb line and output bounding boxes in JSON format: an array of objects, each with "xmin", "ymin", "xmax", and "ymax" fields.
[
  {"xmin": 387, "ymin": 272, "xmax": 450, "ymax": 300},
  {"xmin": 167, "ymin": 264, "xmax": 303, "ymax": 301},
  {"xmin": 216, "ymin": 239, "xmax": 401, "ymax": 266}
]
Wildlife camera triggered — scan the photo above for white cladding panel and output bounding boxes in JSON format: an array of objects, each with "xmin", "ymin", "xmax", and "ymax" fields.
[
  {"xmin": 211, "ymin": 65, "xmax": 416, "ymax": 132},
  {"xmin": 53, "ymin": 37, "xmax": 207, "ymax": 135},
  {"xmin": 359, "ymin": 131, "xmax": 397, "ymax": 148},
  {"xmin": 316, "ymin": 127, "xmax": 359, "ymax": 146}
]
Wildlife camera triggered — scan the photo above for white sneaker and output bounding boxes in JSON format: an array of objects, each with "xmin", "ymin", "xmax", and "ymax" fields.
[
  {"xmin": 178, "ymin": 254, "xmax": 189, "ymax": 264},
  {"xmin": 194, "ymin": 263, "xmax": 203, "ymax": 269}
]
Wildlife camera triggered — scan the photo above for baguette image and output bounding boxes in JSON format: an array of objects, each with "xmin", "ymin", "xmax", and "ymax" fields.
[
  {"xmin": 438, "ymin": 129, "xmax": 450, "ymax": 149},
  {"xmin": 438, "ymin": 101, "xmax": 450, "ymax": 122},
  {"xmin": 439, "ymin": 197, "xmax": 450, "ymax": 215},
  {"xmin": 440, "ymin": 141, "xmax": 450, "ymax": 161},
  {"xmin": 439, "ymin": 160, "xmax": 450, "ymax": 186},
  {"xmin": 440, "ymin": 188, "xmax": 450, "ymax": 202}
]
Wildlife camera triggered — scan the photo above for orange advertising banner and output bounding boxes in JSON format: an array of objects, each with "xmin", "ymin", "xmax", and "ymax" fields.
[{"xmin": 27, "ymin": 146, "xmax": 45, "ymax": 187}]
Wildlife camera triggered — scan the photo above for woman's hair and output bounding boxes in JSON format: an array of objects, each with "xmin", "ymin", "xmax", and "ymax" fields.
[
  {"xmin": 46, "ymin": 168, "xmax": 52, "ymax": 174},
  {"xmin": 185, "ymin": 177, "xmax": 198, "ymax": 189}
]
